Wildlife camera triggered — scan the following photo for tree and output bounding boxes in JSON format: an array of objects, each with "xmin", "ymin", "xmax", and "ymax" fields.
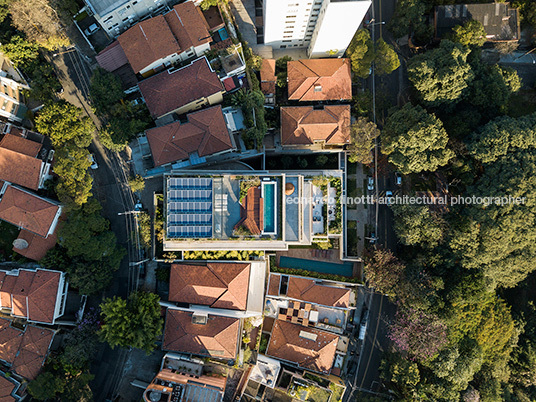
[
  {"xmin": 374, "ymin": 38, "xmax": 400, "ymax": 76},
  {"xmin": 451, "ymin": 20, "xmax": 487, "ymax": 47},
  {"xmin": 381, "ymin": 352, "xmax": 421, "ymax": 397},
  {"xmin": 388, "ymin": 306, "xmax": 448, "ymax": 361},
  {"xmin": 275, "ymin": 56, "xmax": 292, "ymax": 87},
  {"xmin": 346, "ymin": 29, "xmax": 375, "ymax": 78},
  {"xmin": 100, "ymin": 291, "xmax": 163, "ymax": 353},
  {"xmin": 35, "ymin": 101, "xmax": 94, "ymax": 148},
  {"xmin": 391, "ymin": 204, "xmax": 447, "ymax": 248},
  {"xmin": 128, "ymin": 174, "xmax": 145, "ymax": 193},
  {"xmin": 89, "ymin": 67, "xmax": 124, "ymax": 116},
  {"xmin": 407, "ymin": 40, "xmax": 473, "ymax": 107},
  {"xmin": 466, "ymin": 114, "xmax": 536, "ymax": 163},
  {"xmin": 0, "ymin": 35, "xmax": 39, "ymax": 68},
  {"xmin": 28, "ymin": 62, "xmax": 63, "ymax": 102},
  {"xmin": 347, "ymin": 118, "xmax": 379, "ymax": 164},
  {"xmin": 200, "ymin": 0, "xmax": 218, "ymax": 10},
  {"xmin": 387, "ymin": 0, "xmax": 430, "ymax": 41},
  {"xmin": 9, "ymin": 0, "xmax": 70, "ymax": 50},
  {"xmin": 27, "ymin": 371, "xmax": 65, "ymax": 400},
  {"xmin": 382, "ymin": 103, "xmax": 454, "ymax": 174},
  {"xmin": 52, "ymin": 145, "xmax": 94, "ymax": 207},
  {"xmin": 363, "ymin": 249, "xmax": 405, "ymax": 297}
]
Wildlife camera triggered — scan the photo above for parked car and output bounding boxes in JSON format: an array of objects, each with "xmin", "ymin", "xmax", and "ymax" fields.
[
  {"xmin": 386, "ymin": 190, "xmax": 393, "ymax": 205},
  {"xmin": 367, "ymin": 176, "xmax": 374, "ymax": 191},
  {"xmin": 395, "ymin": 172, "xmax": 402, "ymax": 186},
  {"xmin": 84, "ymin": 23, "xmax": 99, "ymax": 36},
  {"xmin": 89, "ymin": 154, "xmax": 98, "ymax": 169},
  {"xmin": 369, "ymin": 232, "xmax": 376, "ymax": 244}
]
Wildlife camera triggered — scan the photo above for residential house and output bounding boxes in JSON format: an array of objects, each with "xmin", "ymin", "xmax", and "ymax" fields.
[
  {"xmin": 434, "ymin": 3, "xmax": 520, "ymax": 42},
  {"xmin": 163, "ymin": 308, "xmax": 240, "ymax": 360},
  {"xmin": 117, "ymin": 2, "xmax": 212, "ymax": 77},
  {"xmin": 266, "ymin": 319, "xmax": 339, "ymax": 374},
  {"xmin": 260, "ymin": 59, "xmax": 276, "ymax": 105},
  {"xmin": 0, "ymin": 73, "xmax": 30, "ymax": 123},
  {"xmin": 263, "ymin": 0, "xmax": 371, "ymax": 58},
  {"xmin": 0, "ymin": 373, "xmax": 22, "ymax": 401},
  {"xmin": 0, "ymin": 318, "xmax": 55, "ymax": 380},
  {"xmin": 287, "ymin": 59, "xmax": 352, "ymax": 101},
  {"xmin": 95, "ymin": 41, "xmax": 138, "ymax": 90},
  {"xmin": 142, "ymin": 353, "xmax": 226, "ymax": 402},
  {"xmin": 138, "ymin": 57, "xmax": 225, "ymax": 120},
  {"xmin": 0, "ymin": 267, "xmax": 68, "ymax": 325},
  {"xmin": 145, "ymin": 105, "xmax": 235, "ymax": 169},
  {"xmin": 280, "ymin": 105, "xmax": 351, "ymax": 149}
]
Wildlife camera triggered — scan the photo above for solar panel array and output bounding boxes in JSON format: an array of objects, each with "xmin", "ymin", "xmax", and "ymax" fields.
[{"xmin": 167, "ymin": 177, "xmax": 213, "ymax": 238}]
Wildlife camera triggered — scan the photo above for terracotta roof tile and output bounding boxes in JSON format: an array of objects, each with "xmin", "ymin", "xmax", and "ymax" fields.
[
  {"xmin": 280, "ymin": 105, "xmax": 350, "ymax": 146},
  {"xmin": 12, "ymin": 325, "xmax": 54, "ymax": 380},
  {"xmin": 267, "ymin": 273, "xmax": 281, "ymax": 296},
  {"xmin": 0, "ymin": 275, "xmax": 15, "ymax": 310},
  {"xmin": 163, "ymin": 309, "xmax": 239, "ymax": 359},
  {"xmin": 139, "ymin": 58, "xmax": 224, "ymax": 119},
  {"xmin": 0, "ymin": 134, "xmax": 41, "ymax": 157},
  {"xmin": 0, "ymin": 186, "xmax": 59, "ymax": 238},
  {"xmin": 96, "ymin": 40, "xmax": 129, "ymax": 72},
  {"xmin": 118, "ymin": 15, "xmax": 181, "ymax": 74},
  {"xmin": 169, "ymin": 262, "xmax": 250, "ymax": 310},
  {"xmin": 266, "ymin": 320, "xmax": 338, "ymax": 373},
  {"xmin": 260, "ymin": 59, "xmax": 276, "ymax": 95},
  {"xmin": 234, "ymin": 186, "xmax": 263, "ymax": 235},
  {"xmin": 287, "ymin": 59, "xmax": 351, "ymax": 101},
  {"xmin": 165, "ymin": 2, "xmax": 211, "ymax": 52},
  {"xmin": 0, "ymin": 319, "xmax": 23, "ymax": 363},
  {"xmin": 0, "ymin": 376, "xmax": 16, "ymax": 401},
  {"xmin": 0, "ymin": 148, "xmax": 42, "ymax": 190},
  {"xmin": 12, "ymin": 229, "xmax": 58, "ymax": 261},
  {"xmin": 286, "ymin": 277, "xmax": 350, "ymax": 308},
  {"xmin": 146, "ymin": 105, "xmax": 233, "ymax": 167}
]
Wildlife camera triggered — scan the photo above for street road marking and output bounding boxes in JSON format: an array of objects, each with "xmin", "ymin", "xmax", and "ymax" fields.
[{"xmin": 358, "ymin": 295, "xmax": 384, "ymax": 390}]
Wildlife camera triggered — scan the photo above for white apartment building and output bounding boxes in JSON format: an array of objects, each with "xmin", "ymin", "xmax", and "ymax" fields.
[
  {"xmin": 83, "ymin": 0, "xmax": 171, "ymax": 37},
  {"xmin": 263, "ymin": 0, "xmax": 371, "ymax": 58}
]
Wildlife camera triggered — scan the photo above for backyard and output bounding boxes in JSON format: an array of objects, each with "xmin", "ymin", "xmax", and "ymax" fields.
[{"xmin": 0, "ymin": 221, "xmax": 18, "ymax": 261}]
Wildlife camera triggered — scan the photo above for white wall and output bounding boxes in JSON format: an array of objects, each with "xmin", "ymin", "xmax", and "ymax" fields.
[{"xmin": 308, "ymin": 0, "xmax": 371, "ymax": 58}]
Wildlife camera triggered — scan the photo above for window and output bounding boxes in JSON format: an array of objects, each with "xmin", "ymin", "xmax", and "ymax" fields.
[
  {"xmin": 284, "ymin": 30, "xmax": 293, "ymax": 33},
  {"xmin": 280, "ymin": 45, "xmax": 287, "ymax": 48},
  {"xmin": 286, "ymin": 15, "xmax": 297, "ymax": 18},
  {"xmin": 283, "ymin": 35, "xmax": 292, "ymax": 38},
  {"xmin": 286, "ymin": 25, "xmax": 295, "ymax": 28},
  {"xmin": 283, "ymin": 40, "xmax": 292, "ymax": 42}
]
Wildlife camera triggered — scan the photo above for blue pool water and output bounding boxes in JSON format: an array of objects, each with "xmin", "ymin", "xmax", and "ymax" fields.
[
  {"xmin": 263, "ymin": 183, "xmax": 276, "ymax": 233},
  {"xmin": 279, "ymin": 256, "xmax": 354, "ymax": 277},
  {"xmin": 218, "ymin": 27, "xmax": 229, "ymax": 41}
]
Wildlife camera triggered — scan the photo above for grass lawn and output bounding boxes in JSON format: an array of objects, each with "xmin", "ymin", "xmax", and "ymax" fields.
[{"xmin": 0, "ymin": 221, "xmax": 18, "ymax": 260}]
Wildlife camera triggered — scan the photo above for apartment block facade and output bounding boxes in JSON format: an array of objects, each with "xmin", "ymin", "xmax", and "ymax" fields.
[{"xmin": 263, "ymin": 0, "xmax": 371, "ymax": 58}]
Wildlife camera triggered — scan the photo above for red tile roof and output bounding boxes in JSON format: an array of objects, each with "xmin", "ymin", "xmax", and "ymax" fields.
[
  {"xmin": 118, "ymin": 15, "xmax": 181, "ymax": 74},
  {"xmin": 0, "ymin": 376, "xmax": 16, "ymax": 402},
  {"xmin": 169, "ymin": 262, "xmax": 250, "ymax": 310},
  {"xmin": 96, "ymin": 40, "xmax": 129, "ymax": 72},
  {"xmin": 12, "ymin": 228, "xmax": 58, "ymax": 261},
  {"xmin": 12, "ymin": 324, "xmax": 54, "ymax": 380},
  {"xmin": 266, "ymin": 320, "xmax": 338, "ymax": 373},
  {"xmin": 286, "ymin": 277, "xmax": 351, "ymax": 308},
  {"xmin": 280, "ymin": 105, "xmax": 351, "ymax": 146},
  {"xmin": 0, "ymin": 269, "xmax": 61, "ymax": 323},
  {"xmin": 0, "ymin": 134, "xmax": 41, "ymax": 157},
  {"xmin": 260, "ymin": 59, "xmax": 276, "ymax": 95},
  {"xmin": 0, "ymin": 186, "xmax": 59, "ymax": 238},
  {"xmin": 0, "ymin": 319, "xmax": 23, "ymax": 363},
  {"xmin": 0, "ymin": 148, "xmax": 42, "ymax": 190},
  {"xmin": 163, "ymin": 309, "xmax": 239, "ymax": 359},
  {"xmin": 164, "ymin": 2, "xmax": 211, "ymax": 52},
  {"xmin": 234, "ymin": 186, "xmax": 263, "ymax": 235},
  {"xmin": 267, "ymin": 273, "xmax": 281, "ymax": 296},
  {"xmin": 287, "ymin": 59, "xmax": 351, "ymax": 101},
  {"xmin": 139, "ymin": 58, "xmax": 224, "ymax": 119},
  {"xmin": 146, "ymin": 105, "xmax": 233, "ymax": 167}
]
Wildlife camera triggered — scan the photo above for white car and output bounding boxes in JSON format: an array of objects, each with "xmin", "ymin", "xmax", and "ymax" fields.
[
  {"xmin": 89, "ymin": 154, "xmax": 98, "ymax": 170},
  {"xmin": 367, "ymin": 177, "xmax": 374, "ymax": 191},
  {"xmin": 84, "ymin": 23, "xmax": 99, "ymax": 36}
]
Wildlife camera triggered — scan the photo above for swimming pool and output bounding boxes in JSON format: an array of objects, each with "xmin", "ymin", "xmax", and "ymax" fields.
[
  {"xmin": 279, "ymin": 256, "xmax": 354, "ymax": 277},
  {"xmin": 262, "ymin": 182, "xmax": 276, "ymax": 234}
]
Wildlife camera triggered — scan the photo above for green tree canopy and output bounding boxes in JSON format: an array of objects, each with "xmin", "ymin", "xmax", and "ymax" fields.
[
  {"xmin": 52, "ymin": 144, "xmax": 94, "ymax": 207},
  {"xmin": 347, "ymin": 117, "xmax": 379, "ymax": 164},
  {"xmin": 382, "ymin": 103, "xmax": 454, "ymax": 173},
  {"xmin": 100, "ymin": 291, "xmax": 163, "ymax": 353},
  {"xmin": 391, "ymin": 204, "xmax": 447, "ymax": 248},
  {"xmin": 89, "ymin": 67, "xmax": 124, "ymax": 116},
  {"xmin": 35, "ymin": 101, "xmax": 94, "ymax": 147},
  {"xmin": 275, "ymin": 56, "xmax": 292, "ymax": 87},
  {"xmin": 0, "ymin": 35, "xmax": 39, "ymax": 68},
  {"xmin": 374, "ymin": 38, "xmax": 400, "ymax": 76},
  {"xmin": 346, "ymin": 29, "xmax": 375, "ymax": 78},
  {"xmin": 387, "ymin": 0, "xmax": 431, "ymax": 42},
  {"xmin": 28, "ymin": 371, "xmax": 65, "ymax": 400},
  {"xmin": 364, "ymin": 249, "xmax": 406, "ymax": 297},
  {"xmin": 407, "ymin": 40, "xmax": 473, "ymax": 107},
  {"xmin": 451, "ymin": 20, "xmax": 487, "ymax": 47}
]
